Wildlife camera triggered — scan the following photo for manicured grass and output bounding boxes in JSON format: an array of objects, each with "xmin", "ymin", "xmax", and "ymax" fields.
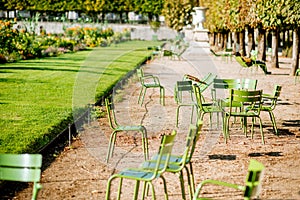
[{"xmin": 0, "ymin": 40, "xmax": 162, "ymax": 153}]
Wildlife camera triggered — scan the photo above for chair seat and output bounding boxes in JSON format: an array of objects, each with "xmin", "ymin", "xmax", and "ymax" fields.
[
  {"xmin": 228, "ymin": 111, "xmax": 259, "ymax": 117},
  {"xmin": 119, "ymin": 168, "xmax": 159, "ymax": 180},
  {"xmin": 260, "ymin": 106, "xmax": 272, "ymax": 111},
  {"xmin": 144, "ymin": 83, "xmax": 162, "ymax": 88},
  {"xmin": 202, "ymin": 106, "xmax": 223, "ymax": 113},
  {"xmin": 116, "ymin": 125, "xmax": 145, "ymax": 131}
]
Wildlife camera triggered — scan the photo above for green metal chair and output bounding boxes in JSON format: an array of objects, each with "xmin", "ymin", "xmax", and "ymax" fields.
[
  {"xmin": 261, "ymin": 85, "xmax": 282, "ymax": 135},
  {"xmin": 137, "ymin": 68, "xmax": 165, "ymax": 106},
  {"xmin": 211, "ymin": 78, "xmax": 241, "ymax": 95},
  {"xmin": 198, "ymin": 73, "xmax": 217, "ymax": 93},
  {"xmin": 0, "ymin": 153, "xmax": 43, "ymax": 200},
  {"xmin": 295, "ymin": 68, "xmax": 300, "ymax": 84},
  {"xmin": 193, "ymin": 159, "xmax": 265, "ymax": 200},
  {"xmin": 142, "ymin": 121, "xmax": 203, "ymax": 200},
  {"xmin": 235, "ymin": 56, "xmax": 252, "ymax": 73},
  {"xmin": 241, "ymin": 78, "xmax": 258, "ymax": 90},
  {"xmin": 193, "ymin": 84, "xmax": 223, "ymax": 129},
  {"xmin": 105, "ymin": 97, "xmax": 149, "ymax": 163},
  {"xmin": 211, "ymin": 78, "xmax": 242, "ymax": 108},
  {"xmin": 212, "ymin": 78, "xmax": 257, "ymax": 118},
  {"xmin": 223, "ymin": 89, "xmax": 264, "ymax": 144},
  {"xmin": 183, "ymin": 73, "xmax": 217, "ymax": 102},
  {"xmin": 174, "ymin": 80, "xmax": 198, "ymax": 127},
  {"xmin": 105, "ymin": 131, "xmax": 177, "ymax": 200}
]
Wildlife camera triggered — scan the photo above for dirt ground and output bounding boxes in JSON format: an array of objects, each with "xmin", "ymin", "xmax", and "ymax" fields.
[{"xmin": 9, "ymin": 42, "xmax": 300, "ymax": 199}]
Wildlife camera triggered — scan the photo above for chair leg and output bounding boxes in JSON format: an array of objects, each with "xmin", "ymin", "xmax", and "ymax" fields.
[
  {"xmin": 106, "ymin": 130, "xmax": 118, "ymax": 163},
  {"xmin": 160, "ymin": 176, "xmax": 169, "ymax": 200},
  {"xmin": 225, "ymin": 116, "xmax": 231, "ymax": 142},
  {"xmin": 138, "ymin": 87, "xmax": 144, "ymax": 104},
  {"xmin": 176, "ymin": 105, "xmax": 181, "ymax": 127},
  {"xmin": 133, "ymin": 180, "xmax": 140, "ymax": 200},
  {"xmin": 105, "ymin": 175, "xmax": 118, "ymax": 200},
  {"xmin": 187, "ymin": 163, "xmax": 195, "ymax": 197},
  {"xmin": 148, "ymin": 182, "xmax": 155, "ymax": 199},
  {"xmin": 179, "ymin": 171, "xmax": 186, "ymax": 200},
  {"xmin": 268, "ymin": 111, "xmax": 278, "ymax": 135},
  {"xmin": 251, "ymin": 117, "xmax": 255, "ymax": 138},
  {"xmin": 141, "ymin": 128, "xmax": 149, "ymax": 160},
  {"xmin": 160, "ymin": 87, "xmax": 165, "ymax": 106},
  {"xmin": 141, "ymin": 181, "xmax": 148, "ymax": 199},
  {"xmin": 257, "ymin": 117, "xmax": 265, "ymax": 144},
  {"xmin": 223, "ymin": 115, "xmax": 228, "ymax": 143},
  {"xmin": 111, "ymin": 131, "xmax": 119, "ymax": 158},
  {"xmin": 117, "ymin": 178, "xmax": 123, "ymax": 200},
  {"xmin": 243, "ymin": 117, "xmax": 248, "ymax": 136}
]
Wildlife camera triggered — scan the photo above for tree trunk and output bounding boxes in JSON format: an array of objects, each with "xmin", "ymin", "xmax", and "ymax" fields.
[
  {"xmin": 287, "ymin": 30, "xmax": 291, "ymax": 47},
  {"xmin": 282, "ymin": 29, "xmax": 286, "ymax": 48},
  {"xmin": 220, "ymin": 33, "xmax": 225, "ymax": 50},
  {"xmin": 223, "ymin": 32, "xmax": 228, "ymax": 50},
  {"xmin": 228, "ymin": 32, "xmax": 233, "ymax": 49},
  {"xmin": 239, "ymin": 29, "xmax": 246, "ymax": 56},
  {"xmin": 247, "ymin": 27, "xmax": 255, "ymax": 57},
  {"xmin": 290, "ymin": 28, "xmax": 299, "ymax": 76},
  {"xmin": 257, "ymin": 27, "xmax": 266, "ymax": 61},
  {"xmin": 232, "ymin": 32, "xmax": 239, "ymax": 54},
  {"xmin": 271, "ymin": 28, "xmax": 279, "ymax": 68},
  {"xmin": 209, "ymin": 32, "xmax": 216, "ymax": 47}
]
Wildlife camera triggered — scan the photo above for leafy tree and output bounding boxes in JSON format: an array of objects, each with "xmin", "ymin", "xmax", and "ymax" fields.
[
  {"xmin": 109, "ymin": 0, "xmax": 134, "ymax": 23},
  {"xmin": 162, "ymin": 0, "xmax": 194, "ymax": 32},
  {"xmin": 135, "ymin": 0, "xmax": 164, "ymax": 22},
  {"xmin": 282, "ymin": 0, "xmax": 300, "ymax": 75},
  {"xmin": 83, "ymin": 0, "xmax": 107, "ymax": 22},
  {"xmin": 254, "ymin": 0, "xmax": 287, "ymax": 68},
  {"xmin": 2, "ymin": 0, "xmax": 30, "ymax": 10},
  {"xmin": 223, "ymin": 0, "xmax": 255, "ymax": 56}
]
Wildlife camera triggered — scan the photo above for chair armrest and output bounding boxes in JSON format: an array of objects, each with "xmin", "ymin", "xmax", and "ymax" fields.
[
  {"xmin": 141, "ymin": 75, "xmax": 161, "ymax": 85},
  {"xmin": 193, "ymin": 179, "xmax": 245, "ymax": 199},
  {"xmin": 262, "ymin": 94, "xmax": 276, "ymax": 99}
]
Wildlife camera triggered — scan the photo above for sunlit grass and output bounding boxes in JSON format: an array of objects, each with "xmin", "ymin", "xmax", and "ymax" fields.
[{"xmin": 0, "ymin": 40, "xmax": 162, "ymax": 153}]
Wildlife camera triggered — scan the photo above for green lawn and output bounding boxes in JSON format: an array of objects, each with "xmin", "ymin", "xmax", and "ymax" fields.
[{"xmin": 0, "ymin": 40, "xmax": 162, "ymax": 153}]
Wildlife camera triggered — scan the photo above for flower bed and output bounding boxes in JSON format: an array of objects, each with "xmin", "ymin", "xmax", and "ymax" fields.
[{"xmin": 0, "ymin": 19, "xmax": 131, "ymax": 63}]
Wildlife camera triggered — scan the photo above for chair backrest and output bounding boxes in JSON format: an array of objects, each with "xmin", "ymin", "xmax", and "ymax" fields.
[
  {"xmin": 241, "ymin": 79, "xmax": 257, "ymax": 90},
  {"xmin": 213, "ymin": 78, "xmax": 241, "ymax": 89},
  {"xmin": 177, "ymin": 123, "xmax": 199, "ymax": 168},
  {"xmin": 105, "ymin": 97, "xmax": 118, "ymax": 129},
  {"xmin": 212, "ymin": 79, "xmax": 241, "ymax": 101},
  {"xmin": 243, "ymin": 159, "xmax": 265, "ymax": 199},
  {"xmin": 229, "ymin": 89, "xmax": 262, "ymax": 114},
  {"xmin": 136, "ymin": 68, "xmax": 144, "ymax": 79},
  {"xmin": 183, "ymin": 73, "xmax": 216, "ymax": 93},
  {"xmin": 273, "ymin": 85, "xmax": 282, "ymax": 98},
  {"xmin": 0, "ymin": 153, "xmax": 43, "ymax": 200},
  {"xmin": 154, "ymin": 131, "xmax": 177, "ymax": 175},
  {"xmin": 186, "ymin": 120, "xmax": 203, "ymax": 164},
  {"xmin": 193, "ymin": 84, "xmax": 205, "ymax": 111},
  {"xmin": 199, "ymin": 73, "xmax": 217, "ymax": 92},
  {"xmin": 201, "ymin": 73, "xmax": 213, "ymax": 83},
  {"xmin": 174, "ymin": 80, "xmax": 194, "ymax": 103},
  {"xmin": 235, "ymin": 56, "xmax": 250, "ymax": 68},
  {"xmin": 268, "ymin": 85, "xmax": 282, "ymax": 109}
]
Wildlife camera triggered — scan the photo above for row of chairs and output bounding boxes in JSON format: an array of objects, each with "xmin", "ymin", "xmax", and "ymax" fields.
[
  {"xmin": 175, "ymin": 77, "xmax": 281, "ymax": 144},
  {"xmin": 104, "ymin": 69, "xmax": 266, "ymax": 199},
  {"xmin": 105, "ymin": 118, "xmax": 265, "ymax": 200},
  {"xmin": 135, "ymin": 66, "xmax": 281, "ymax": 141}
]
